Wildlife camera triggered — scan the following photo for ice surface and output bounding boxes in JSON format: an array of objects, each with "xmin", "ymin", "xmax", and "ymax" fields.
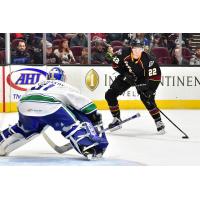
[{"xmin": 0, "ymin": 110, "xmax": 199, "ymax": 165}]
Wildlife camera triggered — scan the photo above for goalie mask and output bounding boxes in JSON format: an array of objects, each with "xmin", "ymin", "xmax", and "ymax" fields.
[{"xmin": 47, "ymin": 67, "xmax": 66, "ymax": 82}]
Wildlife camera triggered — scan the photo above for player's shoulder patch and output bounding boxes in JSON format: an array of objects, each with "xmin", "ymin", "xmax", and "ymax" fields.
[
  {"xmin": 142, "ymin": 51, "xmax": 156, "ymax": 67},
  {"xmin": 148, "ymin": 60, "xmax": 155, "ymax": 67}
]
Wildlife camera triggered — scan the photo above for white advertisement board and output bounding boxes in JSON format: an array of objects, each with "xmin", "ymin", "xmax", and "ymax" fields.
[
  {"xmin": 6, "ymin": 65, "xmax": 47, "ymax": 102},
  {"xmin": 58, "ymin": 66, "xmax": 200, "ymax": 100},
  {"xmin": 4, "ymin": 65, "xmax": 200, "ymax": 111}
]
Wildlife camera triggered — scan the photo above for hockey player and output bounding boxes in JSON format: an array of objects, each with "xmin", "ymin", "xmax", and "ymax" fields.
[
  {"xmin": 0, "ymin": 67, "xmax": 108, "ymax": 159},
  {"xmin": 105, "ymin": 39, "xmax": 165, "ymax": 134}
]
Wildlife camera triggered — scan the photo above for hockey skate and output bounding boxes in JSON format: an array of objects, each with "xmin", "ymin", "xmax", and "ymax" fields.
[
  {"xmin": 108, "ymin": 117, "xmax": 122, "ymax": 131},
  {"xmin": 155, "ymin": 120, "xmax": 165, "ymax": 134},
  {"xmin": 83, "ymin": 148, "xmax": 101, "ymax": 160}
]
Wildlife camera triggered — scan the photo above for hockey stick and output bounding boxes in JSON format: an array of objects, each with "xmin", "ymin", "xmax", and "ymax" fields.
[
  {"xmin": 156, "ymin": 108, "xmax": 189, "ymax": 139},
  {"xmin": 125, "ymin": 63, "xmax": 190, "ymax": 139},
  {"xmin": 43, "ymin": 112, "xmax": 141, "ymax": 154},
  {"xmin": 136, "ymin": 84, "xmax": 189, "ymax": 139},
  {"xmin": 43, "ymin": 133, "xmax": 73, "ymax": 154},
  {"xmin": 136, "ymin": 86, "xmax": 189, "ymax": 139}
]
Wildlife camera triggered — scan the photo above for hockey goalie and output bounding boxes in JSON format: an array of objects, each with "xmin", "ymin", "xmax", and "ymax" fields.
[{"xmin": 0, "ymin": 67, "xmax": 108, "ymax": 160}]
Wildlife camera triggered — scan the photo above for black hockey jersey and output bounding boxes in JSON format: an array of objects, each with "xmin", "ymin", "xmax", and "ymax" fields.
[{"xmin": 112, "ymin": 48, "xmax": 161, "ymax": 85}]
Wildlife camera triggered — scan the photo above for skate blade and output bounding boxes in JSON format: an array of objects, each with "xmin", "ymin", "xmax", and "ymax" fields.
[
  {"xmin": 86, "ymin": 154, "xmax": 93, "ymax": 160},
  {"xmin": 157, "ymin": 129, "xmax": 166, "ymax": 135},
  {"xmin": 86, "ymin": 153, "xmax": 103, "ymax": 161}
]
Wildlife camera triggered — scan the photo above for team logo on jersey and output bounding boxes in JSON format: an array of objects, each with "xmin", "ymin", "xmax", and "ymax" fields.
[
  {"xmin": 85, "ymin": 69, "xmax": 99, "ymax": 91},
  {"xmin": 7, "ymin": 68, "xmax": 47, "ymax": 91},
  {"xmin": 148, "ymin": 61, "xmax": 154, "ymax": 67}
]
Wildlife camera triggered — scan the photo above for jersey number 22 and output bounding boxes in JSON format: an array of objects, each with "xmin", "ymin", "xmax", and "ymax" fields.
[{"xmin": 149, "ymin": 68, "xmax": 157, "ymax": 76}]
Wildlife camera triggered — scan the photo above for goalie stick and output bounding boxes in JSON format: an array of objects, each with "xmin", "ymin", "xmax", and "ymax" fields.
[{"xmin": 43, "ymin": 112, "xmax": 141, "ymax": 154}]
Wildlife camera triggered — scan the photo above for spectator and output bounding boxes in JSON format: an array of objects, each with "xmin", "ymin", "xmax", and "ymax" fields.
[
  {"xmin": 135, "ymin": 33, "xmax": 150, "ymax": 53},
  {"xmin": 91, "ymin": 41, "xmax": 107, "ymax": 64},
  {"xmin": 122, "ymin": 33, "xmax": 136, "ymax": 42},
  {"xmin": 167, "ymin": 33, "xmax": 179, "ymax": 52},
  {"xmin": 190, "ymin": 47, "xmax": 200, "ymax": 65},
  {"xmin": 161, "ymin": 35, "xmax": 168, "ymax": 48},
  {"xmin": 106, "ymin": 33, "xmax": 122, "ymax": 43},
  {"xmin": 11, "ymin": 40, "xmax": 31, "ymax": 64},
  {"xmin": 152, "ymin": 34, "xmax": 163, "ymax": 47},
  {"xmin": 121, "ymin": 33, "xmax": 136, "ymax": 48},
  {"xmin": 46, "ymin": 33, "xmax": 57, "ymax": 42},
  {"xmin": 70, "ymin": 33, "xmax": 88, "ymax": 47},
  {"xmin": 91, "ymin": 33, "xmax": 106, "ymax": 41},
  {"xmin": 11, "ymin": 33, "xmax": 25, "ymax": 41},
  {"xmin": 64, "ymin": 33, "xmax": 76, "ymax": 44},
  {"xmin": 105, "ymin": 45, "xmax": 114, "ymax": 64},
  {"xmin": 54, "ymin": 39, "xmax": 75, "ymax": 64},
  {"xmin": 80, "ymin": 47, "xmax": 88, "ymax": 64},
  {"xmin": 136, "ymin": 33, "xmax": 150, "ymax": 46},
  {"xmin": 46, "ymin": 42, "xmax": 59, "ymax": 64},
  {"xmin": 29, "ymin": 37, "xmax": 43, "ymax": 64},
  {"xmin": 182, "ymin": 33, "xmax": 192, "ymax": 49},
  {"xmin": 91, "ymin": 33, "xmax": 107, "ymax": 47},
  {"xmin": 172, "ymin": 46, "xmax": 189, "ymax": 65}
]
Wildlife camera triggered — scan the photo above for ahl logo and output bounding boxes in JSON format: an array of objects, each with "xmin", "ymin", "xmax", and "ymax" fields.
[
  {"xmin": 7, "ymin": 68, "xmax": 47, "ymax": 91},
  {"xmin": 85, "ymin": 69, "xmax": 99, "ymax": 91}
]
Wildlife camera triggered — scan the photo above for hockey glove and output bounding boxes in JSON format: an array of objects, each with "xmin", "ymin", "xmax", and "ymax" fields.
[
  {"xmin": 122, "ymin": 72, "xmax": 137, "ymax": 86},
  {"xmin": 87, "ymin": 112, "xmax": 103, "ymax": 135}
]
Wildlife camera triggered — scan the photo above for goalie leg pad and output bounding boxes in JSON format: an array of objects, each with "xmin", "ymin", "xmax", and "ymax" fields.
[
  {"xmin": 0, "ymin": 124, "xmax": 40, "ymax": 156},
  {"xmin": 61, "ymin": 121, "xmax": 108, "ymax": 158}
]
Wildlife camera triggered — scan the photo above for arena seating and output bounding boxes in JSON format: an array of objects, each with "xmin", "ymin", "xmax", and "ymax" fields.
[
  {"xmin": 151, "ymin": 47, "xmax": 172, "ymax": 64},
  {"xmin": 182, "ymin": 47, "xmax": 192, "ymax": 61},
  {"xmin": 113, "ymin": 46, "xmax": 123, "ymax": 52},
  {"xmin": 111, "ymin": 40, "xmax": 123, "ymax": 47}
]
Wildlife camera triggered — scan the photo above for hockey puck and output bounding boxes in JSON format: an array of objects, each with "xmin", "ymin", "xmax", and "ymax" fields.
[{"xmin": 182, "ymin": 136, "xmax": 189, "ymax": 139}]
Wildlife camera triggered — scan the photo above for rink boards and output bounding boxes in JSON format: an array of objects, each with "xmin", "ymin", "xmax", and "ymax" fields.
[{"xmin": 0, "ymin": 65, "xmax": 200, "ymax": 112}]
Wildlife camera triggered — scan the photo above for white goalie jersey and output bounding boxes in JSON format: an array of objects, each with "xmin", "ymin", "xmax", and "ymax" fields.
[{"xmin": 18, "ymin": 80, "xmax": 96, "ymax": 117}]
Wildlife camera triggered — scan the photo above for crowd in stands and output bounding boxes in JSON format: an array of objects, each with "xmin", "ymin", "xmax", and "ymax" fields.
[
  {"xmin": 11, "ymin": 33, "xmax": 43, "ymax": 64},
  {"xmin": 190, "ymin": 47, "xmax": 200, "ymax": 65},
  {"xmin": 0, "ymin": 33, "xmax": 199, "ymax": 65},
  {"xmin": 90, "ymin": 33, "xmax": 200, "ymax": 65},
  {"xmin": 10, "ymin": 33, "xmax": 88, "ymax": 65},
  {"xmin": 46, "ymin": 33, "xmax": 88, "ymax": 64}
]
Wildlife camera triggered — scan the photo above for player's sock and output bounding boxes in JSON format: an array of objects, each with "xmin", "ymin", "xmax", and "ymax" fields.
[
  {"xmin": 109, "ymin": 104, "xmax": 121, "ymax": 119},
  {"xmin": 149, "ymin": 108, "xmax": 160, "ymax": 120},
  {"xmin": 148, "ymin": 108, "xmax": 165, "ymax": 134},
  {"xmin": 108, "ymin": 104, "xmax": 122, "ymax": 129}
]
